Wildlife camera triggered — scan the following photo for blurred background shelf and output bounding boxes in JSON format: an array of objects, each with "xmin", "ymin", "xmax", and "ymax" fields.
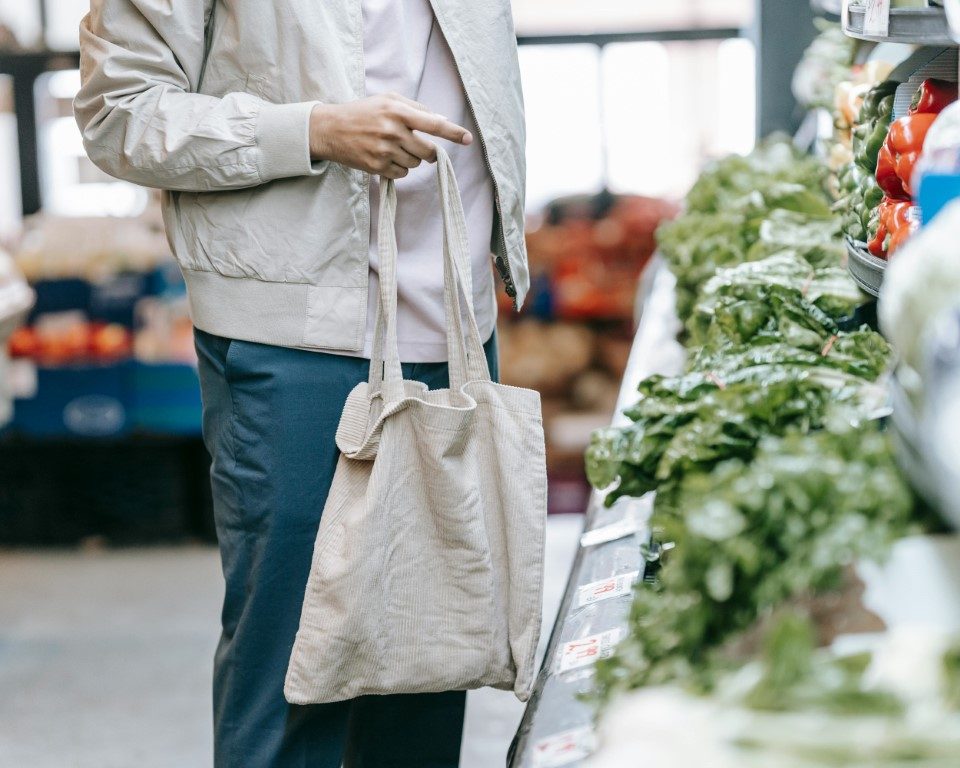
[{"xmin": 0, "ymin": 48, "xmax": 79, "ymax": 72}]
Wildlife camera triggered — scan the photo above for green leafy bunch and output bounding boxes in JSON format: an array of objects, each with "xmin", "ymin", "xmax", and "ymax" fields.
[
  {"xmin": 585, "ymin": 302, "xmax": 890, "ymax": 507},
  {"xmin": 592, "ymin": 426, "xmax": 916, "ymax": 701},
  {"xmin": 689, "ymin": 253, "xmax": 862, "ymax": 343},
  {"xmin": 658, "ymin": 138, "xmax": 835, "ymax": 319}
]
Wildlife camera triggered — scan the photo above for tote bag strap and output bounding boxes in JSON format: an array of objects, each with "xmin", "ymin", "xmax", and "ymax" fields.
[
  {"xmin": 436, "ymin": 148, "xmax": 491, "ymax": 389},
  {"xmin": 369, "ymin": 146, "xmax": 491, "ymax": 399},
  {"xmin": 368, "ymin": 179, "xmax": 405, "ymax": 403}
]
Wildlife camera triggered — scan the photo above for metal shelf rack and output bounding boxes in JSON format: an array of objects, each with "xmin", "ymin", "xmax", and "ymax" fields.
[
  {"xmin": 845, "ymin": 236, "xmax": 886, "ymax": 297},
  {"xmin": 508, "ymin": 262, "xmax": 685, "ymax": 767},
  {"xmin": 843, "ymin": 2, "xmax": 956, "ymax": 45}
]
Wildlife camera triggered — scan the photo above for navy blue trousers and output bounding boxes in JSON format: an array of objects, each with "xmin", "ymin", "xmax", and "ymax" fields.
[{"xmin": 195, "ymin": 329, "xmax": 499, "ymax": 768}]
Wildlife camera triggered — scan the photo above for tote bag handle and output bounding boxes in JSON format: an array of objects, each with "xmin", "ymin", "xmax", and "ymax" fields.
[{"xmin": 369, "ymin": 146, "xmax": 491, "ymax": 400}]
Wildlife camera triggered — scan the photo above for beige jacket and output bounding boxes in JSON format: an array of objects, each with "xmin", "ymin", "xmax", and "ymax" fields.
[{"xmin": 75, "ymin": 0, "xmax": 528, "ymax": 352}]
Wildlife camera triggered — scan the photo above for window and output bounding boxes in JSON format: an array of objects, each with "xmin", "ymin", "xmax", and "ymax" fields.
[
  {"xmin": 512, "ymin": 0, "xmax": 753, "ymax": 35},
  {"xmin": 521, "ymin": 37, "xmax": 756, "ymax": 209}
]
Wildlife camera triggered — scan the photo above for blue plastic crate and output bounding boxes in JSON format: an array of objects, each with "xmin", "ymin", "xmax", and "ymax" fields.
[
  {"xmin": 88, "ymin": 272, "xmax": 150, "ymax": 326},
  {"xmin": 29, "ymin": 278, "xmax": 91, "ymax": 322},
  {"xmin": 12, "ymin": 362, "xmax": 134, "ymax": 438},
  {"xmin": 29, "ymin": 270, "xmax": 164, "ymax": 327}
]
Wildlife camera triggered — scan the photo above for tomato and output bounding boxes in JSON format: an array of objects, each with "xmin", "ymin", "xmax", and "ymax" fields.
[
  {"xmin": 8, "ymin": 327, "xmax": 39, "ymax": 359},
  {"xmin": 89, "ymin": 323, "xmax": 133, "ymax": 360}
]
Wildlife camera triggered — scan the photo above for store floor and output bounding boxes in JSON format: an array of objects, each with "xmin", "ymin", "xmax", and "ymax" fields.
[{"xmin": 0, "ymin": 514, "xmax": 583, "ymax": 768}]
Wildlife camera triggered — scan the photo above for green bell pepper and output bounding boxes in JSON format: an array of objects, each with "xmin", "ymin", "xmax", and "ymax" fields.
[
  {"xmin": 857, "ymin": 80, "xmax": 898, "ymax": 125},
  {"xmin": 861, "ymin": 173, "xmax": 883, "ymax": 217},
  {"xmin": 855, "ymin": 94, "xmax": 895, "ymax": 173}
]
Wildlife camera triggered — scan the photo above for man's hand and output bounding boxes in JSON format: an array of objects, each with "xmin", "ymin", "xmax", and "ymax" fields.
[{"xmin": 309, "ymin": 93, "xmax": 473, "ymax": 179}]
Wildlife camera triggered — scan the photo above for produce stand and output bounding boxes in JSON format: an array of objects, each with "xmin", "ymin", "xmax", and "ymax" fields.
[
  {"xmin": 837, "ymin": 5, "xmax": 960, "ymax": 297},
  {"xmin": 842, "ymin": 2, "xmax": 954, "ymax": 46},
  {"xmin": 0, "ymin": 213, "xmax": 211, "ymax": 544},
  {"xmin": 508, "ymin": 13, "xmax": 960, "ymax": 768},
  {"xmin": 508, "ymin": 262, "xmax": 684, "ymax": 768}
]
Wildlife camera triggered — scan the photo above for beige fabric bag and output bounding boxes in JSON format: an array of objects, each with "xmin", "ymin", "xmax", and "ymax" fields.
[{"xmin": 284, "ymin": 148, "xmax": 547, "ymax": 705}]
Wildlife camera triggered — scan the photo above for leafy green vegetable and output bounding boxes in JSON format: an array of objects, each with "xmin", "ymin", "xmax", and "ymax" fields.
[
  {"xmin": 658, "ymin": 138, "xmax": 835, "ymax": 319},
  {"xmin": 744, "ymin": 209, "xmax": 845, "ymax": 265},
  {"xmin": 745, "ymin": 613, "xmax": 904, "ymax": 716},
  {"xmin": 585, "ymin": 134, "xmax": 915, "ymax": 728},
  {"xmin": 692, "ymin": 253, "xmax": 862, "ymax": 337},
  {"xmin": 586, "ymin": 300, "xmax": 890, "ymax": 505},
  {"xmin": 684, "ymin": 138, "xmax": 831, "ymax": 215},
  {"xmin": 694, "ymin": 333, "xmax": 891, "ymax": 383},
  {"xmin": 691, "ymin": 284, "xmax": 839, "ymax": 356},
  {"xmin": 944, "ymin": 641, "xmax": 960, "ymax": 711},
  {"xmin": 792, "ymin": 20, "xmax": 858, "ymax": 112},
  {"xmin": 655, "ymin": 211, "xmax": 754, "ymax": 320},
  {"xmin": 592, "ymin": 426, "xmax": 916, "ymax": 701}
]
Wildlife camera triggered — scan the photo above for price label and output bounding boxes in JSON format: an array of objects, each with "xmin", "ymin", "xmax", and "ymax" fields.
[
  {"xmin": 579, "ymin": 518, "xmax": 642, "ymax": 548},
  {"xmin": 532, "ymin": 726, "xmax": 596, "ymax": 767},
  {"xmin": 863, "ymin": 0, "xmax": 891, "ymax": 36},
  {"xmin": 576, "ymin": 571, "xmax": 639, "ymax": 608},
  {"xmin": 557, "ymin": 628, "xmax": 622, "ymax": 673}
]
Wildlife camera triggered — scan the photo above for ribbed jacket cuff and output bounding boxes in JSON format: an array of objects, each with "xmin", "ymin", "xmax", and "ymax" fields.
[{"xmin": 255, "ymin": 100, "xmax": 326, "ymax": 182}]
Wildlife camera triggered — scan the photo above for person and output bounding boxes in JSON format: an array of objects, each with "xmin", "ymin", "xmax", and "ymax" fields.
[{"xmin": 74, "ymin": 1, "xmax": 529, "ymax": 765}]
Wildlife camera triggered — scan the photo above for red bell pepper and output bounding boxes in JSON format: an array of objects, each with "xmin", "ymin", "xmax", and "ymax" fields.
[
  {"xmin": 876, "ymin": 111, "xmax": 938, "ymax": 200},
  {"xmin": 867, "ymin": 197, "xmax": 918, "ymax": 259},
  {"xmin": 909, "ymin": 78, "xmax": 958, "ymax": 116},
  {"xmin": 875, "ymin": 143, "xmax": 906, "ymax": 199}
]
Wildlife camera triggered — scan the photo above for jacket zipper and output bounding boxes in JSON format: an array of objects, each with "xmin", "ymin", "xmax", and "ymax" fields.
[
  {"xmin": 427, "ymin": 2, "xmax": 519, "ymax": 308},
  {"xmin": 196, "ymin": 1, "xmax": 218, "ymax": 92}
]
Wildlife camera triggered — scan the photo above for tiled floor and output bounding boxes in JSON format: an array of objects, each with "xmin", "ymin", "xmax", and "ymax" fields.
[{"xmin": 0, "ymin": 515, "xmax": 583, "ymax": 768}]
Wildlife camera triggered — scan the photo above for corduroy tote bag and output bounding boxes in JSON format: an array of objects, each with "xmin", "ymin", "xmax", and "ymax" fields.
[{"xmin": 284, "ymin": 148, "xmax": 547, "ymax": 704}]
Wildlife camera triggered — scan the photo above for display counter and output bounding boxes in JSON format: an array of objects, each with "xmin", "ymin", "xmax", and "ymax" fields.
[{"xmin": 508, "ymin": 262, "xmax": 684, "ymax": 767}]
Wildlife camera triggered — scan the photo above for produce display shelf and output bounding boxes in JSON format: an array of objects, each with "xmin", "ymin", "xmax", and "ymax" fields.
[
  {"xmin": 845, "ymin": 236, "xmax": 886, "ymax": 297},
  {"xmin": 842, "ymin": 3, "xmax": 956, "ymax": 46},
  {"xmin": 509, "ymin": 262, "xmax": 685, "ymax": 768}
]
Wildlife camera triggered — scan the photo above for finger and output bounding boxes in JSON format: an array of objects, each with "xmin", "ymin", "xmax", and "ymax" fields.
[
  {"xmin": 400, "ymin": 131, "xmax": 438, "ymax": 163},
  {"xmin": 386, "ymin": 92, "xmax": 431, "ymax": 113},
  {"xmin": 382, "ymin": 163, "xmax": 409, "ymax": 180},
  {"xmin": 391, "ymin": 147, "xmax": 422, "ymax": 170},
  {"xmin": 401, "ymin": 108, "xmax": 473, "ymax": 145}
]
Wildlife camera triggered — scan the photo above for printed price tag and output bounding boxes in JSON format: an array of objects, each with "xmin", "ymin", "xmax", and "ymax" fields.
[
  {"xmin": 532, "ymin": 726, "xmax": 596, "ymax": 767},
  {"xmin": 576, "ymin": 571, "xmax": 640, "ymax": 608},
  {"xmin": 579, "ymin": 518, "xmax": 641, "ymax": 548},
  {"xmin": 863, "ymin": 0, "xmax": 891, "ymax": 36},
  {"xmin": 557, "ymin": 628, "xmax": 622, "ymax": 673}
]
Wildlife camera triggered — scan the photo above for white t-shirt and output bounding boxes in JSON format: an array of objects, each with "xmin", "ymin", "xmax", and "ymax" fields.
[{"xmin": 358, "ymin": 0, "xmax": 497, "ymax": 362}]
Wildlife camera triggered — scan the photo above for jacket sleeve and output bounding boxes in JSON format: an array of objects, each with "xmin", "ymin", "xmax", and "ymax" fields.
[{"xmin": 74, "ymin": 0, "xmax": 325, "ymax": 192}]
